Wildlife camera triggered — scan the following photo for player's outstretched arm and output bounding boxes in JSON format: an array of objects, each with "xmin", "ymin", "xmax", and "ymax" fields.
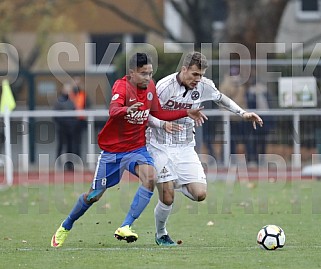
[
  {"xmin": 242, "ymin": 112, "xmax": 263, "ymax": 129},
  {"xmin": 216, "ymin": 94, "xmax": 263, "ymax": 129},
  {"xmin": 187, "ymin": 107, "xmax": 208, "ymax": 127}
]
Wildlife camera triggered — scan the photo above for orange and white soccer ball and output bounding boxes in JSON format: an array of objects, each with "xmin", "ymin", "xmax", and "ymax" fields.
[{"xmin": 257, "ymin": 225, "xmax": 285, "ymax": 250}]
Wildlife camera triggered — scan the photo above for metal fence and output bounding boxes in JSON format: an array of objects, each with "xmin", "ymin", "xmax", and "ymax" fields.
[
  {"xmin": 1, "ymin": 108, "xmax": 321, "ymax": 173},
  {"xmin": 1, "ymin": 58, "xmax": 321, "ymax": 172}
]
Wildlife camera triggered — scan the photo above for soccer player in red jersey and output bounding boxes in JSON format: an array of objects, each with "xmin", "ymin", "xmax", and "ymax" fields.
[{"xmin": 51, "ymin": 52, "xmax": 207, "ymax": 247}]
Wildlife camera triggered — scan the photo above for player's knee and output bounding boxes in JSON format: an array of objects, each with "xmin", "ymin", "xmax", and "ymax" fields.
[
  {"xmin": 84, "ymin": 189, "xmax": 104, "ymax": 204},
  {"xmin": 87, "ymin": 196, "xmax": 100, "ymax": 204},
  {"xmin": 142, "ymin": 175, "xmax": 157, "ymax": 191},
  {"xmin": 162, "ymin": 195, "xmax": 174, "ymax": 206},
  {"xmin": 159, "ymin": 190, "xmax": 174, "ymax": 205},
  {"xmin": 195, "ymin": 190, "xmax": 207, "ymax": 202},
  {"xmin": 83, "ymin": 194, "xmax": 99, "ymax": 204}
]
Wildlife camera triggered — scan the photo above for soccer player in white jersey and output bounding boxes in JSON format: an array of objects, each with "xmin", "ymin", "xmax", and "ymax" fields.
[{"xmin": 147, "ymin": 51, "xmax": 263, "ymax": 246}]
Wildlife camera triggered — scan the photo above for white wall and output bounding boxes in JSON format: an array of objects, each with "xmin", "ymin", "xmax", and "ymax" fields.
[{"xmin": 276, "ymin": 0, "xmax": 321, "ymax": 56}]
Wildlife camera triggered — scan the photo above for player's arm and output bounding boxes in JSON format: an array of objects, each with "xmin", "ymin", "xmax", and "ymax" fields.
[
  {"xmin": 109, "ymin": 102, "xmax": 143, "ymax": 117},
  {"xmin": 148, "ymin": 115, "xmax": 183, "ymax": 133},
  {"xmin": 108, "ymin": 81, "xmax": 128, "ymax": 117},
  {"xmin": 148, "ymin": 83, "xmax": 183, "ymax": 132},
  {"xmin": 109, "ymin": 79, "xmax": 144, "ymax": 117},
  {"xmin": 216, "ymin": 93, "xmax": 246, "ymax": 117},
  {"xmin": 109, "ymin": 102, "xmax": 127, "ymax": 117},
  {"xmin": 150, "ymin": 94, "xmax": 207, "ymax": 126},
  {"xmin": 148, "ymin": 114, "xmax": 164, "ymax": 129},
  {"xmin": 216, "ymin": 93, "xmax": 263, "ymax": 129}
]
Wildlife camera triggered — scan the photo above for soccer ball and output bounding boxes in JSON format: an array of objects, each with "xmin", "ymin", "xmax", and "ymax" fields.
[{"xmin": 257, "ymin": 225, "xmax": 285, "ymax": 250}]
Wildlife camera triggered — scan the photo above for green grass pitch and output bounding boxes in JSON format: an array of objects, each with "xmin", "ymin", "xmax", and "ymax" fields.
[{"xmin": 1, "ymin": 178, "xmax": 321, "ymax": 269}]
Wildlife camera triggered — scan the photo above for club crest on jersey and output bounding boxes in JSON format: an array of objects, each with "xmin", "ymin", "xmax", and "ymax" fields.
[
  {"xmin": 191, "ymin": 91, "xmax": 200, "ymax": 100},
  {"xmin": 147, "ymin": 92, "xmax": 153, "ymax": 100}
]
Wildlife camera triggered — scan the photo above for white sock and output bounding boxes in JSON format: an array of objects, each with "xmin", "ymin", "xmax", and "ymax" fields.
[
  {"xmin": 181, "ymin": 185, "xmax": 196, "ymax": 201},
  {"xmin": 154, "ymin": 200, "xmax": 172, "ymax": 238}
]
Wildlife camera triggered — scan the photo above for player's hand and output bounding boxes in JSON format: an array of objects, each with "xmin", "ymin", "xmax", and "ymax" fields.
[
  {"xmin": 127, "ymin": 102, "xmax": 143, "ymax": 114},
  {"xmin": 242, "ymin": 112, "xmax": 263, "ymax": 129},
  {"xmin": 187, "ymin": 107, "xmax": 208, "ymax": 127},
  {"xmin": 162, "ymin": 121, "xmax": 183, "ymax": 133}
]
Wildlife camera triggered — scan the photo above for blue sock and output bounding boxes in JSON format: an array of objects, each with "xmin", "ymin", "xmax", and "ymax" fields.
[
  {"xmin": 62, "ymin": 194, "xmax": 92, "ymax": 230},
  {"xmin": 121, "ymin": 185, "xmax": 153, "ymax": 227}
]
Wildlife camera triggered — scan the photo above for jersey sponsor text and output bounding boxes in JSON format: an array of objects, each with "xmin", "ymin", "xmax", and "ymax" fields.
[{"xmin": 164, "ymin": 100, "xmax": 192, "ymax": 109}]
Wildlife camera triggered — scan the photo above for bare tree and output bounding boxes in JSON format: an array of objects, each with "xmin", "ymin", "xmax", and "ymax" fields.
[
  {"xmin": 89, "ymin": 0, "xmax": 289, "ymax": 54},
  {"xmin": 224, "ymin": 0, "xmax": 289, "ymax": 57},
  {"xmin": 167, "ymin": 0, "xmax": 217, "ymax": 48},
  {"xmin": 0, "ymin": 0, "xmax": 291, "ymax": 94},
  {"xmin": 90, "ymin": 0, "xmax": 216, "ymax": 49},
  {"xmin": 89, "ymin": 0, "xmax": 178, "ymax": 41}
]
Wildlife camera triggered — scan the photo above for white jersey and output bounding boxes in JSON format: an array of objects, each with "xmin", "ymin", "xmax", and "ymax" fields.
[{"xmin": 147, "ymin": 72, "xmax": 222, "ymax": 147}]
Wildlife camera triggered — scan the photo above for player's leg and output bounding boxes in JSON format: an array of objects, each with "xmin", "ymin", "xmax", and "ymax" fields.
[
  {"xmin": 118, "ymin": 163, "xmax": 156, "ymax": 226},
  {"xmin": 51, "ymin": 151, "xmax": 116, "ymax": 248},
  {"xmin": 62, "ymin": 187, "xmax": 106, "ymax": 230},
  {"xmin": 146, "ymin": 143, "xmax": 177, "ymax": 245},
  {"xmin": 175, "ymin": 146, "xmax": 207, "ymax": 202},
  {"xmin": 154, "ymin": 180, "xmax": 177, "ymax": 246},
  {"xmin": 115, "ymin": 147, "xmax": 156, "ymax": 243},
  {"xmin": 115, "ymin": 164, "xmax": 155, "ymax": 242},
  {"xmin": 51, "ymin": 187, "xmax": 106, "ymax": 248},
  {"xmin": 181, "ymin": 182, "xmax": 207, "ymax": 201}
]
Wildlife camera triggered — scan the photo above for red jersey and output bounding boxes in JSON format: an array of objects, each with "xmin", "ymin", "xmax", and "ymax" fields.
[{"xmin": 98, "ymin": 76, "xmax": 188, "ymax": 152}]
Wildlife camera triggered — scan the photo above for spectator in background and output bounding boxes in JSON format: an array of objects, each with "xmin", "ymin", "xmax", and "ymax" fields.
[
  {"xmin": 219, "ymin": 66, "xmax": 247, "ymax": 163},
  {"xmin": 70, "ymin": 76, "xmax": 91, "ymax": 160},
  {"xmin": 246, "ymin": 71, "xmax": 270, "ymax": 165},
  {"xmin": 53, "ymin": 83, "xmax": 78, "ymax": 171},
  {"xmin": 202, "ymin": 100, "xmax": 221, "ymax": 165}
]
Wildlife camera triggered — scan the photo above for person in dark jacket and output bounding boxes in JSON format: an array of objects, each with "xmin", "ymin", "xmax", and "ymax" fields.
[{"xmin": 53, "ymin": 83, "xmax": 78, "ymax": 171}]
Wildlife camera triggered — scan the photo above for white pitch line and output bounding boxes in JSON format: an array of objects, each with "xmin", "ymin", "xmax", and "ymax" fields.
[{"xmin": 6, "ymin": 245, "xmax": 321, "ymax": 252}]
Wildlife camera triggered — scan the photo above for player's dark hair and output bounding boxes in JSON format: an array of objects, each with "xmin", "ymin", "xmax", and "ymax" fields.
[
  {"xmin": 183, "ymin": 51, "xmax": 208, "ymax": 69},
  {"xmin": 129, "ymin": 53, "xmax": 152, "ymax": 69}
]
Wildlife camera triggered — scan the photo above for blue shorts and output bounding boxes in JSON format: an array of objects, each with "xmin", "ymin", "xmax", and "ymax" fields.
[{"xmin": 91, "ymin": 146, "xmax": 154, "ymax": 190}]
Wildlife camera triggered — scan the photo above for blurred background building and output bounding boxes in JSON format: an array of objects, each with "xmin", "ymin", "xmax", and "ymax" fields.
[{"xmin": 0, "ymin": 0, "xmax": 320, "ymax": 171}]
